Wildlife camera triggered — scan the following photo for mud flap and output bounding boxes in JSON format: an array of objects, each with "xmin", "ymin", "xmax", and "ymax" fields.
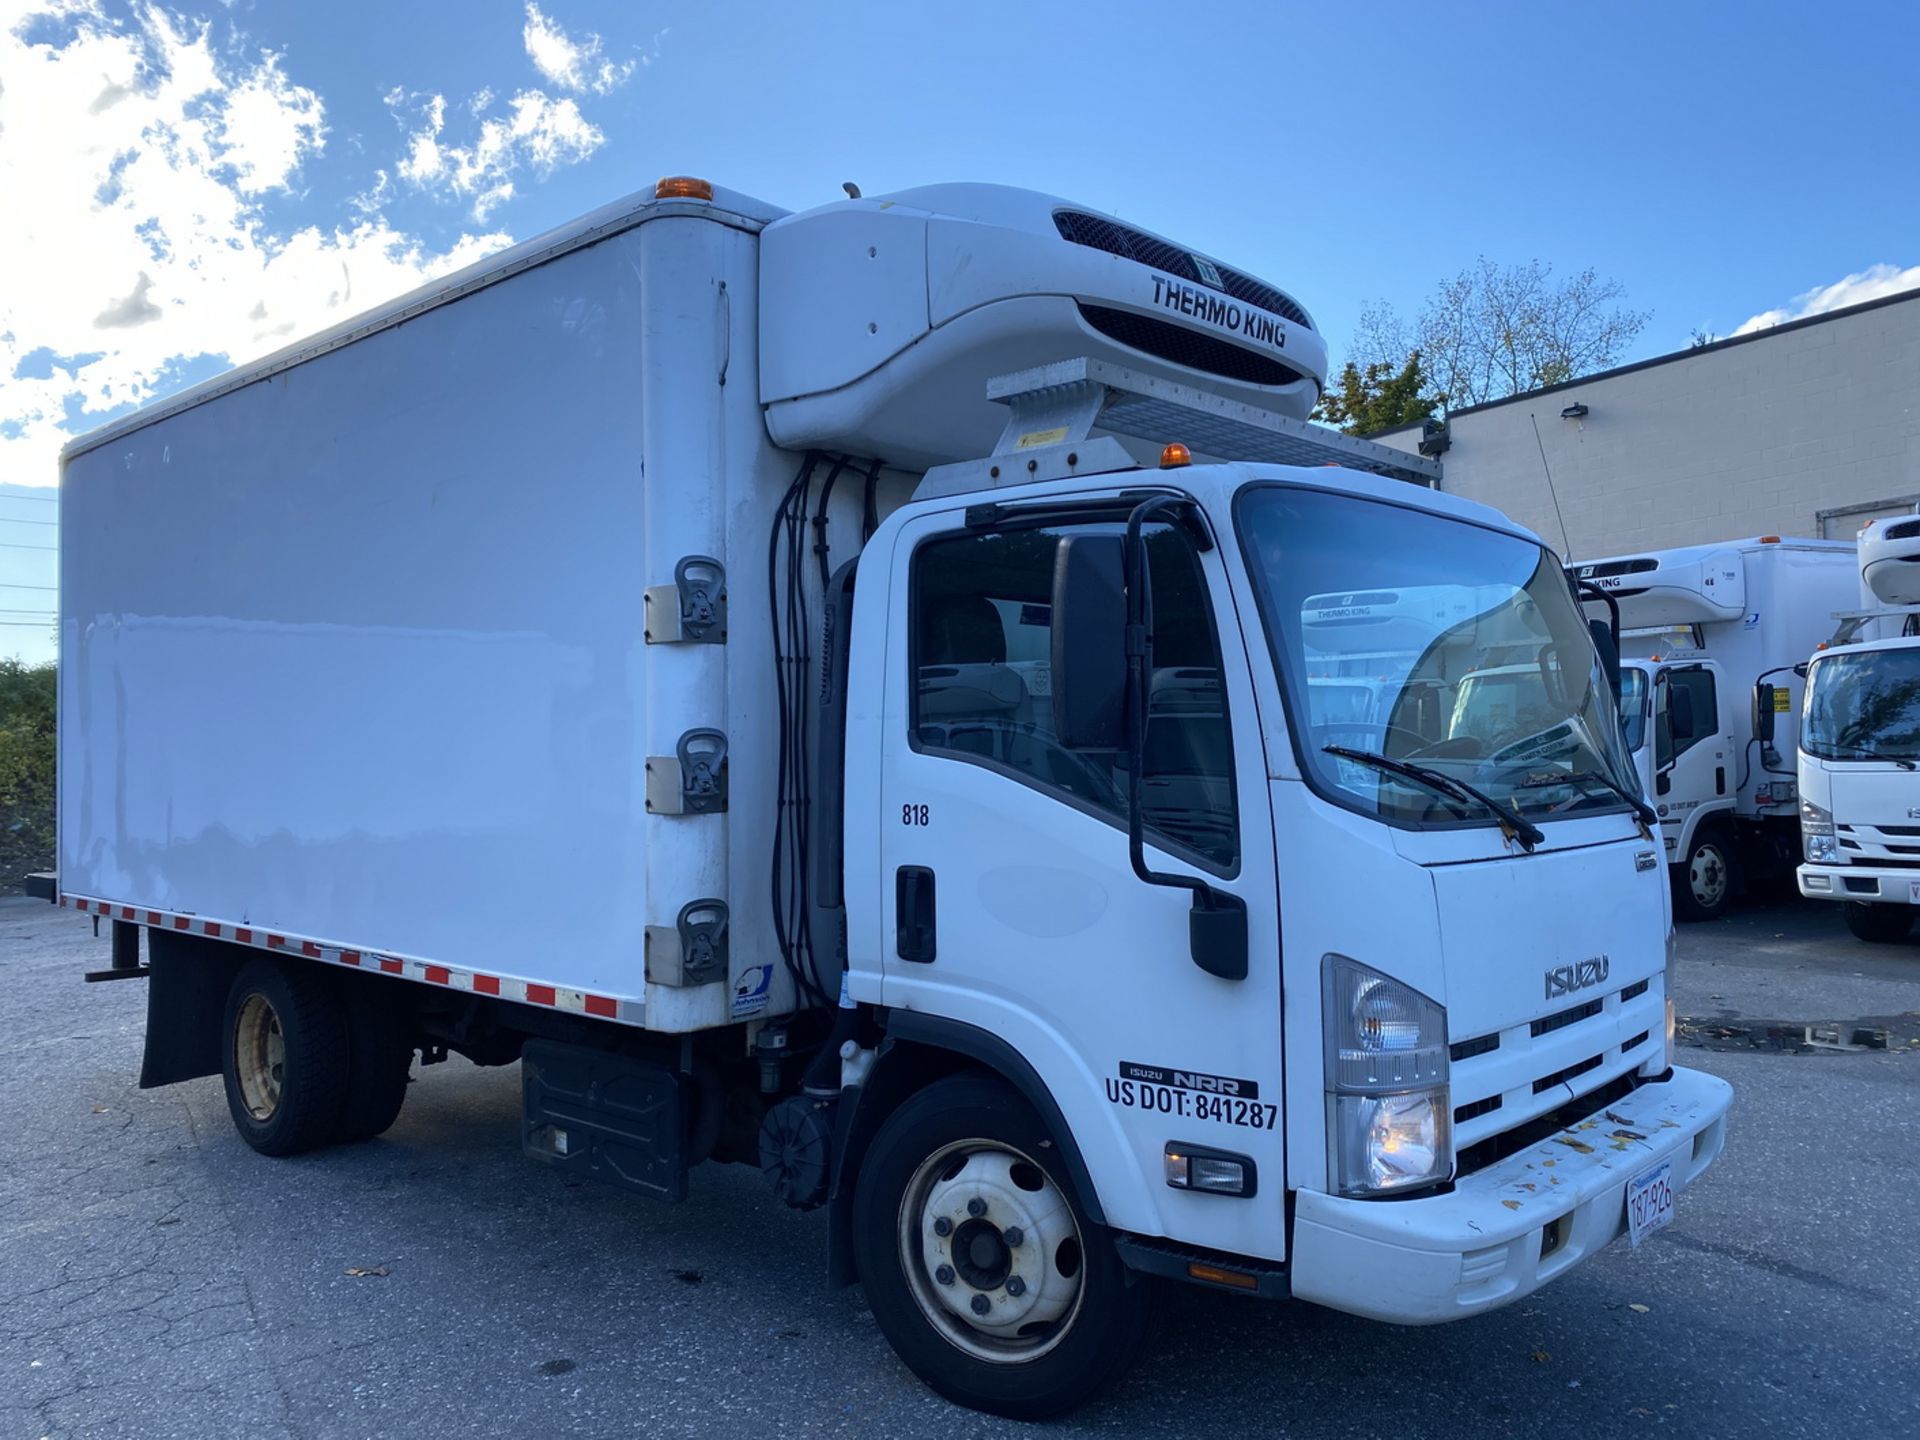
[{"xmin": 139, "ymin": 930, "xmax": 246, "ymax": 1089}]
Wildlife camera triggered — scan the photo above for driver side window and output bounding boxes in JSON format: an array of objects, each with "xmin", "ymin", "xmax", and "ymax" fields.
[{"xmin": 909, "ymin": 521, "xmax": 1238, "ymax": 870}]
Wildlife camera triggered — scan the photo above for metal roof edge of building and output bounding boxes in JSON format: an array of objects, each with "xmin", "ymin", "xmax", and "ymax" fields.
[{"xmin": 1371, "ymin": 284, "xmax": 1920, "ymax": 439}]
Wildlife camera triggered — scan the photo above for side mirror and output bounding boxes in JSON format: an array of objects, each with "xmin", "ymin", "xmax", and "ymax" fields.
[
  {"xmin": 1588, "ymin": 618, "xmax": 1622, "ymax": 698},
  {"xmin": 1049, "ymin": 535, "xmax": 1128, "ymax": 750},
  {"xmin": 1752, "ymin": 683, "xmax": 1778, "ymax": 746},
  {"xmin": 1669, "ymin": 684, "xmax": 1696, "ymax": 742},
  {"xmin": 1653, "ymin": 673, "xmax": 1675, "ymax": 774}
]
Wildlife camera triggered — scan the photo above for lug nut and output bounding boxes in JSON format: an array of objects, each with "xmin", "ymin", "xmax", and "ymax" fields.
[
  {"xmin": 933, "ymin": 1217, "xmax": 952, "ymax": 1237},
  {"xmin": 935, "ymin": 1264, "xmax": 954, "ymax": 1286},
  {"xmin": 970, "ymin": 1294, "xmax": 991, "ymax": 1316},
  {"xmin": 1003, "ymin": 1226, "xmax": 1023, "ymax": 1248},
  {"xmin": 1006, "ymin": 1275, "xmax": 1026, "ymax": 1297},
  {"xmin": 967, "ymin": 1198, "xmax": 987, "ymax": 1218}
]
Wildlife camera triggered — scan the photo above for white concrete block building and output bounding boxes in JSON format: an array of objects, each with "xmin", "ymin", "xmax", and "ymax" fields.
[{"xmin": 1373, "ymin": 290, "xmax": 1920, "ymax": 560}]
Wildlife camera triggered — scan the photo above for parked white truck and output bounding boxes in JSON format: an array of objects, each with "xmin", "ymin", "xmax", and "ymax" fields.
[
  {"xmin": 47, "ymin": 178, "xmax": 1731, "ymax": 1417},
  {"xmin": 1797, "ymin": 516, "xmax": 1920, "ymax": 941},
  {"xmin": 1570, "ymin": 538, "xmax": 1856, "ymax": 920}
]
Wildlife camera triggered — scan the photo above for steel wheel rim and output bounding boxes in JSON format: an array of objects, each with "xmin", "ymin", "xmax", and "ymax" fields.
[
  {"xmin": 1689, "ymin": 843, "xmax": 1728, "ymax": 907},
  {"xmin": 234, "ymin": 993, "xmax": 285, "ymax": 1121},
  {"xmin": 897, "ymin": 1138, "xmax": 1086, "ymax": 1365}
]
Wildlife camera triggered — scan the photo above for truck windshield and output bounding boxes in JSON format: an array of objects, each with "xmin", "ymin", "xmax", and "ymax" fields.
[
  {"xmin": 1803, "ymin": 647, "xmax": 1920, "ymax": 762},
  {"xmin": 1237, "ymin": 485, "xmax": 1638, "ymax": 831}
]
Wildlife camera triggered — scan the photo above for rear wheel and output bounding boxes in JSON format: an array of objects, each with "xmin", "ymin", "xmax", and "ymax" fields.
[
  {"xmin": 1673, "ymin": 829, "xmax": 1736, "ymax": 921},
  {"xmin": 337, "ymin": 987, "xmax": 414, "ymax": 1142},
  {"xmin": 1843, "ymin": 902, "xmax": 1915, "ymax": 944},
  {"xmin": 852, "ymin": 1075, "xmax": 1151, "ymax": 1419},
  {"xmin": 221, "ymin": 959, "xmax": 351, "ymax": 1156}
]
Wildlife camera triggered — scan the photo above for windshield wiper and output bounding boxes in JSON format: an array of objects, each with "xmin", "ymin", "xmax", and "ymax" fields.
[
  {"xmin": 1323, "ymin": 745, "xmax": 1546, "ymax": 851},
  {"xmin": 1827, "ymin": 745, "xmax": 1917, "ymax": 770},
  {"xmin": 1563, "ymin": 769, "xmax": 1659, "ymax": 830}
]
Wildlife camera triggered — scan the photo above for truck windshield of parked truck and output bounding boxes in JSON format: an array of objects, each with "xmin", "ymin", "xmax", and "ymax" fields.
[
  {"xmin": 1239, "ymin": 484, "xmax": 1637, "ymax": 830},
  {"xmin": 1803, "ymin": 646, "xmax": 1920, "ymax": 762}
]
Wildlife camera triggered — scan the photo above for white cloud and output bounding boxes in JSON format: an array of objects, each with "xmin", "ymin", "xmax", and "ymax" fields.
[
  {"xmin": 1733, "ymin": 263, "xmax": 1920, "ymax": 336},
  {"xmin": 0, "ymin": 3, "xmax": 516, "ymax": 490},
  {"xmin": 522, "ymin": 2, "xmax": 634, "ymax": 95},
  {"xmin": 388, "ymin": 85, "xmax": 603, "ymax": 221}
]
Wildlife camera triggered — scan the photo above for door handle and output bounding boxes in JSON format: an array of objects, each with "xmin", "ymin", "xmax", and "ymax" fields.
[{"xmin": 896, "ymin": 866, "xmax": 936, "ymax": 963}]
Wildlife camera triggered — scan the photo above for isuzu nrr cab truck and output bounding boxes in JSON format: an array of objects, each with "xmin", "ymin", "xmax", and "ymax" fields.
[
  {"xmin": 1570, "ymin": 538, "xmax": 1856, "ymax": 919},
  {"xmin": 1798, "ymin": 516, "xmax": 1920, "ymax": 942},
  {"xmin": 48, "ymin": 178, "xmax": 1731, "ymax": 1417}
]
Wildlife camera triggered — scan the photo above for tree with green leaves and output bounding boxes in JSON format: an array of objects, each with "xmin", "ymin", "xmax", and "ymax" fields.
[
  {"xmin": 1312, "ymin": 351, "xmax": 1438, "ymax": 435},
  {"xmin": 0, "ymin": 658, "xmax": 56, "ymax": 889}
]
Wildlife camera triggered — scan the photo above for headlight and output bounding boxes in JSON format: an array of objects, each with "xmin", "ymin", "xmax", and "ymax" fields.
[
  {"xmin": 1802, "ymin": 797, "xmax": 1838, "ymax": 863},
  {"xmin": 1323, "ymin": 956, "xmax": 1450, "ymax": 1197},
  {"xmin": 1332, "ymin": 1092, "xmax": 1446, "ymax": 1194}
]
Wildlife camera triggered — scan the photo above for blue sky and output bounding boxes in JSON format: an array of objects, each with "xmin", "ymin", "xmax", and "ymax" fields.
[{"xmin": 2, "ymin": 0, "xmax": 1917, "ymax": 662}]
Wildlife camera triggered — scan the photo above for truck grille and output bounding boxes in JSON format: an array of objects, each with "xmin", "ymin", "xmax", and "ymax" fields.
[
  {"xmin": 1053, "ymin": 211, "xmax": 1314, "ymax": 330},
  {"xmin": 1838, "ymin": 824, "xmax": 1920, "ymax": 863},
  {"xmin": 1448, "ymin": 978, "xmax": 1665, "ymax": 1177}
]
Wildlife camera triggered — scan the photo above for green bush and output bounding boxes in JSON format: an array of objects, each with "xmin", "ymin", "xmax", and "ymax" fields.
[{"xmin": 0, "ymin": 658, "xmax": 56, "ymax": 889}]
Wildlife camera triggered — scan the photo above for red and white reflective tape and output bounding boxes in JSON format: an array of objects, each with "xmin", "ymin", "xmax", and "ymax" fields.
[{"xmin": 59, "ymin": 894, "xmax": 639, "ymax": 1025}]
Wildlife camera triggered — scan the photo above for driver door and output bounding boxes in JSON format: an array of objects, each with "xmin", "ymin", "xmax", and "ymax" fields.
[
  {"xmin": 874, "ymin": 504, "xmax": 1286, "ymax": 1259},
  {"xmin": 1654, "ymin": 661, "xmax": 1732, "ymax": 817}
]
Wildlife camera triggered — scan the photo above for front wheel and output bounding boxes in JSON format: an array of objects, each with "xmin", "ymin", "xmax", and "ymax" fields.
[
  {"xmin": 852, "ymin": 1075, "xmax": 1151, "ymax": 1419},
  {"xmin": 1673, "ymin": 829, "xmax": 1737, "ymax": 921},
  {"xmin": 1843, "ymin": 902, "xmax": 1915, "ymax": 944}
]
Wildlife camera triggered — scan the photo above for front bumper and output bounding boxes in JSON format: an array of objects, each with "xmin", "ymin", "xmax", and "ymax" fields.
[
  {"xmin": 1798, "ymin": 862, "xmax": 1919, "ymax": 904},
  {"xmin": 1289, "ymin": 1065, "xmax": 1732, "ymax": 1325}
]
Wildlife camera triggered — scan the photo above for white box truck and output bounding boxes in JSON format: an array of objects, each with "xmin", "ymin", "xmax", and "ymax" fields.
[
  {"xmin": 1797, "ymin": 516, "xmax": 1920, "ymax": 941},
  {"xmin": 50, "ymin": 177, "xmax": 1731, "ymax": 1417},
  {"xmin": 1567, "ymin": 539, "xmax": 1856, "ymax": 919}
]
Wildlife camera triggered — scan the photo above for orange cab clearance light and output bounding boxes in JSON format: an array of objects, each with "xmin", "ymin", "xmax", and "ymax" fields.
[
  {"xmin": 1159, "ymin": 443, "xmax": 1192, "ymax": 469},
  {"xmin": 655, "ymin": 176, "xmax": 715, "ymax": 201},
  {"xmin": 1759, "ymin": 535, "xmax": 1781, "ymax": 544}
]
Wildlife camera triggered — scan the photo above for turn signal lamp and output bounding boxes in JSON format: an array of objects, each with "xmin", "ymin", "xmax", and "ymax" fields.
[
  {"xmin": 1159, "ymin": 443, "xmax": 1192, "ymax": 468},
  {"xmin": 655, "ymin": 176, "xmax": 714, "ymax": 201},
  {"xmin": 1187, "ymin": 1262, "xmax": 1259, "ymax": 1291}
]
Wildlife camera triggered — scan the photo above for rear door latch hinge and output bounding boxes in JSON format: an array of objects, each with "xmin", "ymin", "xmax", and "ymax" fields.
[
  {"xmin": 645, "ymin": 555, "xmax": 727, "ymax": 644},
  {"xmin": 646, "ymin": 900, "xmax": 729, "ymax": 988},
  {"xmin": 646, "ymin": 728, "xmax": 728, "ymax": 815}
]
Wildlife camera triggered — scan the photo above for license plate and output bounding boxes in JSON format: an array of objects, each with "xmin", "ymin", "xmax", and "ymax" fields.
[
  {"xmin": 1907, "ymin": 879, "xmax": 1920, "ymax": 904},
  {"xmin": 1625, "ymin": 1160, "xmax": 1674, "ymax": 1248}
]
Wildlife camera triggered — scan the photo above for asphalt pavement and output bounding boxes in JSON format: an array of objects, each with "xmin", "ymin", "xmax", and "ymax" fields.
[{"xmin": 3, "ymin": 891, "xmax": 1917, "ymax": 1439}]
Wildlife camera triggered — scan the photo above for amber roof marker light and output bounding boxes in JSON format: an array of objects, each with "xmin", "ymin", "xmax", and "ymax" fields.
[
  {"xmin": 1159, "ymin": 443, "xmax": 1193, "ymax": 469},
  {"xmin": 655, "ymin": 176, "xmax": 715, "ymax": 201}
]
